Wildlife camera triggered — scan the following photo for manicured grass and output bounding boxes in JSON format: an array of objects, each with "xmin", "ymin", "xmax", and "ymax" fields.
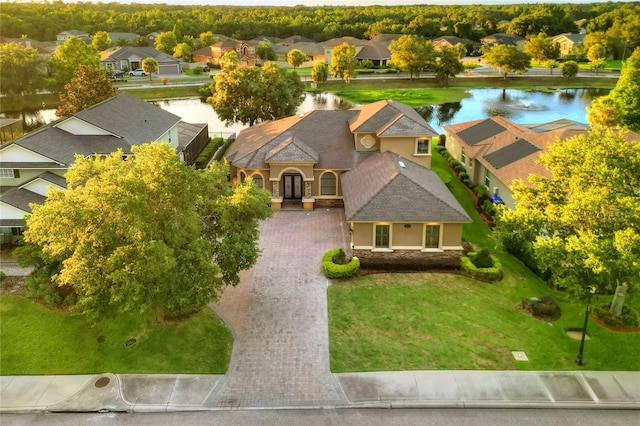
[
  {"xmin": 334, "ymin": 87, "xmax": 471, "ymax": 107},
  {"xmin": 0, "ymin": 295, "xmax": 232, "ymax": 375},
  {"xmin": 121, "ymin": 86, "xmax": 204, "ymax": 100},
  {"xmin": 328, "ymin": 144, "xmax": 640, "ymax": 372}
]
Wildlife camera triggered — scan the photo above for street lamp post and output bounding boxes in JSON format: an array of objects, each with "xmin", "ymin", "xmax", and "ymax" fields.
[{"xmin": 575, "ymin": 286, "xmax": 596, "ymax": 366}]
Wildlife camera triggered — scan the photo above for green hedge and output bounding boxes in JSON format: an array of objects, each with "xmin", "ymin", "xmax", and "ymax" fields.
[
  {"xmin": 461, "ymin": 252, "xmax": 502, "ymax": 281},
  {"xmin": 322, "ymin": 248, "xmax": 360, "ymax": 279}
]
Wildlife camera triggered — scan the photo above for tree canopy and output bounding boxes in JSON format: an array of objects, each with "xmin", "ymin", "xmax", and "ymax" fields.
[
  {"xmin": 483, "ymin": 45, "xmax": 531, "ymax": 80},
  {"xmin": 0, "ymin": 43, "xmax": 47, "ymax": 113},
  {"xmin": 287, "ymin": 49, "xmax": 307, "ymax": 68},
  {"xmin": 208, "ymin": 62, "xmax": 304, "ymax": 126},
  {"xmin": 388, "ymin": 35, "xmax": 435, "ymax": 80},
  {"xmin": 16, "ymin": 143, "xmax": 272, "ymax": 320},
  {"xmin": 257, "ymin": 40, "xmax": 277, "ymax": 62},
  {"xmin": 52, "ymin": 37, "xmax": 100, "ymax": 89},
  {"xmin": 91, "ymin": 31, "xmax": 111, "ymax": 51},
  {"xmin": 142, "ymin": 57, "xmax": 158, "ymax": 80},
  {"xmin": 495, "ymin": 128, "xmax": 640, "ymax": 299},
  {"xmin": 56, "ymin": 65, "xmax": 117, "ymax": 117},
  {"xmin": 524, "ymin": 32, "xmax": 560, "ymax": 63},
  {"xmin": 587, "ymin": 47, "xmax": 640, "ymax": 131},
  {"xmin": 328, "ymin": 43, "xmax": 358, "ymax": 84},
  {"xmin": 312, "ymin": 62, "xmax": 329, "ymax": 84}
]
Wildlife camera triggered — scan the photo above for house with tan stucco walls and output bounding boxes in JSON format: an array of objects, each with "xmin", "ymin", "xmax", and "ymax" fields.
[{"xmin": 224, "ymin": 100, "xmax": 471, "ymax": 267}]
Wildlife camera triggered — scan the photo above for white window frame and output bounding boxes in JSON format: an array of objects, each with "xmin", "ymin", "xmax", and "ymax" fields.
[
  {"xmin": 461, "ymin": 150, "xmax": 466, "ymax": 164},
  {"xmin": 415, "ymin": 138, "xmax": 430, "ymax": 155},
  {"xmin": 319, "ymin": 171, "xmax": 337, "ymax": 196},
  {"xmin": 373, "ymin": 223, "xmax": 391, "ymax": 250},
  {"xmin": 484, "ymin": 169, "xmax": 491, "ymax": 188},
  {"xmin": 423, "ymin": 224, "xmax": 442, "ymax": 250},
  {"xmin": 0, "ymin": 169, "xmax": 16, "ymax": 178}
]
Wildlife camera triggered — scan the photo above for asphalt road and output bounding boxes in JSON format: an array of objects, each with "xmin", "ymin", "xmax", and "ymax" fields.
[{"xmin": 1, "ymin": 409, "xmax": 638, "ymax": 426}]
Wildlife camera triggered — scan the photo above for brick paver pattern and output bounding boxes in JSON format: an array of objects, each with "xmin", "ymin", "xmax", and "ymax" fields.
[{"xmin": 208, "ymin": 209, "xmax": 350, "ymax": 407}]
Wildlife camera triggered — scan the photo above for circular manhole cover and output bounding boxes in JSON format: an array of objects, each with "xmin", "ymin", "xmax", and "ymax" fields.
[{"xmin": 95, "ymin": 377, "xmax": 110, "ymax": 388}]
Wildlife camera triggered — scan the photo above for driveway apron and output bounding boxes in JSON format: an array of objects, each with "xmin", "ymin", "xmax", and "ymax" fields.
[{"xmin": 208, "ymin": 209, "xmax": 350, "ymax": 407}]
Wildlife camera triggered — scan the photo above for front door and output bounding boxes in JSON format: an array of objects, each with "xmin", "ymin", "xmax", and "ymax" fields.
[{"xmin": 283, "ymin": 174, "xmax": 302, "ymax": 199}]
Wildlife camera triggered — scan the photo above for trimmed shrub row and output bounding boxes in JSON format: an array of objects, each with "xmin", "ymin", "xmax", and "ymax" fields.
[
  {"xmin": 322, "ymin": 248, "xmax": 360, "ymax": 279},
  {"xmin": 461, "ymin": 251, "xmax": 502, "ymax": 281}
]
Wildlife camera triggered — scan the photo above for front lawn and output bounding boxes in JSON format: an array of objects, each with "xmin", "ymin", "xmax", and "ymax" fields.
[
  {"xmin": 327, "ymin": 144, "xmax": 640, "ymax": 372},
  {"xmin": 0, "ymin": 295, "xmax": 232, "ymax": 375}
]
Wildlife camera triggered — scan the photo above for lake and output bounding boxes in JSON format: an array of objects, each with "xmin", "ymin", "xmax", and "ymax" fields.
[{"xmin": 12, "ymin": 88, "xmax": 606, "ymax": 136}]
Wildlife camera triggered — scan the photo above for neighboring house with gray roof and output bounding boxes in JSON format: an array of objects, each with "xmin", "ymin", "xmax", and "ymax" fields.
[
  {"xmin": 481, "ymin": 33, "xmax": 525, "ymax": 50},
  {"xmin": 552, "ymin": 33, "xmax": 586, "ymax": 58},
  {"xmin": 0, "ymin": 93, "xmax": 207, "ymax": 240},
  {"xmin": 100, "ymin": 46, "xmax": 181, "ymax": 75},
  {"xmin": 56, "ymin": 30, "xmax": 90, "ymax": 45},
  {"xmin": 443, "ymin": 116, "xmax": 593, "ymax": 209},
  {"xmin": 224, "ymin": 99, "xmax": 471, "ymax": 267}
]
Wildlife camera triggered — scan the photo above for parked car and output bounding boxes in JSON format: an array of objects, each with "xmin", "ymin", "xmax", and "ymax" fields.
[{"xmin": 129, "ymin": 68, "xmax": 149, "ymax": 76}]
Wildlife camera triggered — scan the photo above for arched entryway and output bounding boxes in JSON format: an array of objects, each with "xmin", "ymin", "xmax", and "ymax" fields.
[{"xmin": 283, "ymin": 173, "xmax": 303, "ymax": 199}]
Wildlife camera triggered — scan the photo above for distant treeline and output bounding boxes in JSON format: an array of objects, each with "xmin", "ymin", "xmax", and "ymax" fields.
[{"xmin": 1, "ymin": 1, "xmax": 638, "ymax": 49}]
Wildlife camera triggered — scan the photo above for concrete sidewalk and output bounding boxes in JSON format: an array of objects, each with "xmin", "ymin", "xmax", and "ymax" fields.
[{"xmin": 1, "ymin": 370, "xmax": 638, "ymax": 413}]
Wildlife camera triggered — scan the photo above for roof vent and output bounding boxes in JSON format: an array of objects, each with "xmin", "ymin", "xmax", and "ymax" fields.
[{"xmin": 398, "ymin": 161, "xmax": 406, "ymax": 168}]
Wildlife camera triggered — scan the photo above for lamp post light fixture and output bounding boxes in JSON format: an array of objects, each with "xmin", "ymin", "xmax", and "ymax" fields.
[
  {"xmin": 575, "ymin": 285, "xmax": 596, "ymax": 366},
  {"xmin": 348, "ymin": 227, "xmax": 354, "ymax": 258}
]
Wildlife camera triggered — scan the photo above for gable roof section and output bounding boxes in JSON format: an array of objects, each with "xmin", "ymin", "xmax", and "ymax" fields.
[
  {"xmin": 226, "ymin": 110, "xmax": 359, "ymax": 170},
  {"xmin": 101, "ymin": 46, "xmax": 180, "ymax": 64},
  {"xmin": 483, "ymin": 138, "xmax": 540, "ymax": 169},
  {"xmin": 69, "ymin": 92, "xmax": 180, "ymax": 144},
  {"xmin": 350, "ymin": 100, "xmax": 437, "ymax": 136},
  {"xmin": 265, "ymin": 135, "xmax": 319, "ymax": 163},
  {"xmin": 342, "ymin": 152, "xmax": 471, "ymax": 223},
  {"xmin": 456, "ymin": 119, "xmax": 506, "ymax": 145}
]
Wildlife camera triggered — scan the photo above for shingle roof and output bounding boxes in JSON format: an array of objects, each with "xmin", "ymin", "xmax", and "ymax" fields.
[
  {"xmin": 101, "ymin": 46, "xmax": 180, "ymax": 64},
  {"xmin": 225, "ymin": 110, "xmax": 360, "ymax": 170},
  {"xmin": 0, "ymin": 187, "xmax": 46, "ymax": 212},
  {"xmin": 350, "ymin": 100, "xmax": 437, "ymax": 136},
  {"xmin": 265, "ymin": 135, "xmax": 319, "ymax": 163},
  {"xmin": 342, "ymin": 152, "xmax": 471, "ymax": 223},
  {"xmin": 70, "ymin": 92, "xmax": 181, "ymax": 145},
  {"xmin": 10, "ymin": 93, "xmax": 181, "ymax": 165}
]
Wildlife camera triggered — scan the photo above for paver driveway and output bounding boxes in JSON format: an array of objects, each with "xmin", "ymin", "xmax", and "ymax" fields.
[{"xmin": 208, "ymin": 208, "xmax": 350, "ymax": 407}]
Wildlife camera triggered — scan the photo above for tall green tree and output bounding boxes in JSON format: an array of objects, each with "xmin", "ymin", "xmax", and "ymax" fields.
[
  {"xmin": 208, "ymin": 62, "xmax": 304, "ymax": 126},
  {"xmin": 51, "ymin": 37, "xmax": 100, "ymax": 90},
  {"xmin": 154, "ymin": 31, "xmax": 178, "ymax": 55},
  {"xmin": 587, "ymin": 47, "xmax": 640, "ymax": 132},
  {"xmin": 91, "ymin": 31, "xmax": 111, "ymax": 51},
  {"xmin": 142, "ymin": 57, "xmax": 158, "ymax": 80},
  {"xmin": 173, "ymin": 42, "xmax": 192, "ymax": 62},
  {"xmin": 483, "ymin": 45, "xmax": 531, "ymax": 80},
  {"xmin": 16, "ymin": 143, "xmax": 272, "ymax": 320},
  {"xmin": 257, "ymin": 40, "xmax": 277, "ymax": 62},
  {"xmin": 495, "ymin": 128, "xmax": 640, "ymax": 301},
  {"xmin": 388, "ymin": 35, "xmax": 434, "ymax": 80},
  {"xmin": 198, "ymin": 31, "xmax": 218, "ymax": 49},
  {"xmin": 312, "ymin": 62, "xmax": 329, "ymax": 85},
  {"xmin": 587, "ymin": 43, "xmax": 607, "ymax": 74},
  {"xmin": 328, "ymin": 43, "xmax": 358, "ymax": 84},
  {"xmin": 56, "ymin": 65, "xmax": 117, "ymax": 117},
  {"xmin": 287, "ymin": 49, "xmax": 307, "ymax": 69},
  {"xmin": 524, "ymin": 33, "xmax": 560, "ymax": 63},
  {"xmin": 434, "ymin": 45, "xmax": 463, "ymax": 85},
  {"xmin": 0, "ymin": 43, "xmax": 47, "ymax": 117}
]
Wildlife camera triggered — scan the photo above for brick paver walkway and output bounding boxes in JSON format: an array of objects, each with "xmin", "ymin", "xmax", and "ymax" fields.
[{"xmin": 208, "ymin": 209, "xmax": 350, "ymax": 407}]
